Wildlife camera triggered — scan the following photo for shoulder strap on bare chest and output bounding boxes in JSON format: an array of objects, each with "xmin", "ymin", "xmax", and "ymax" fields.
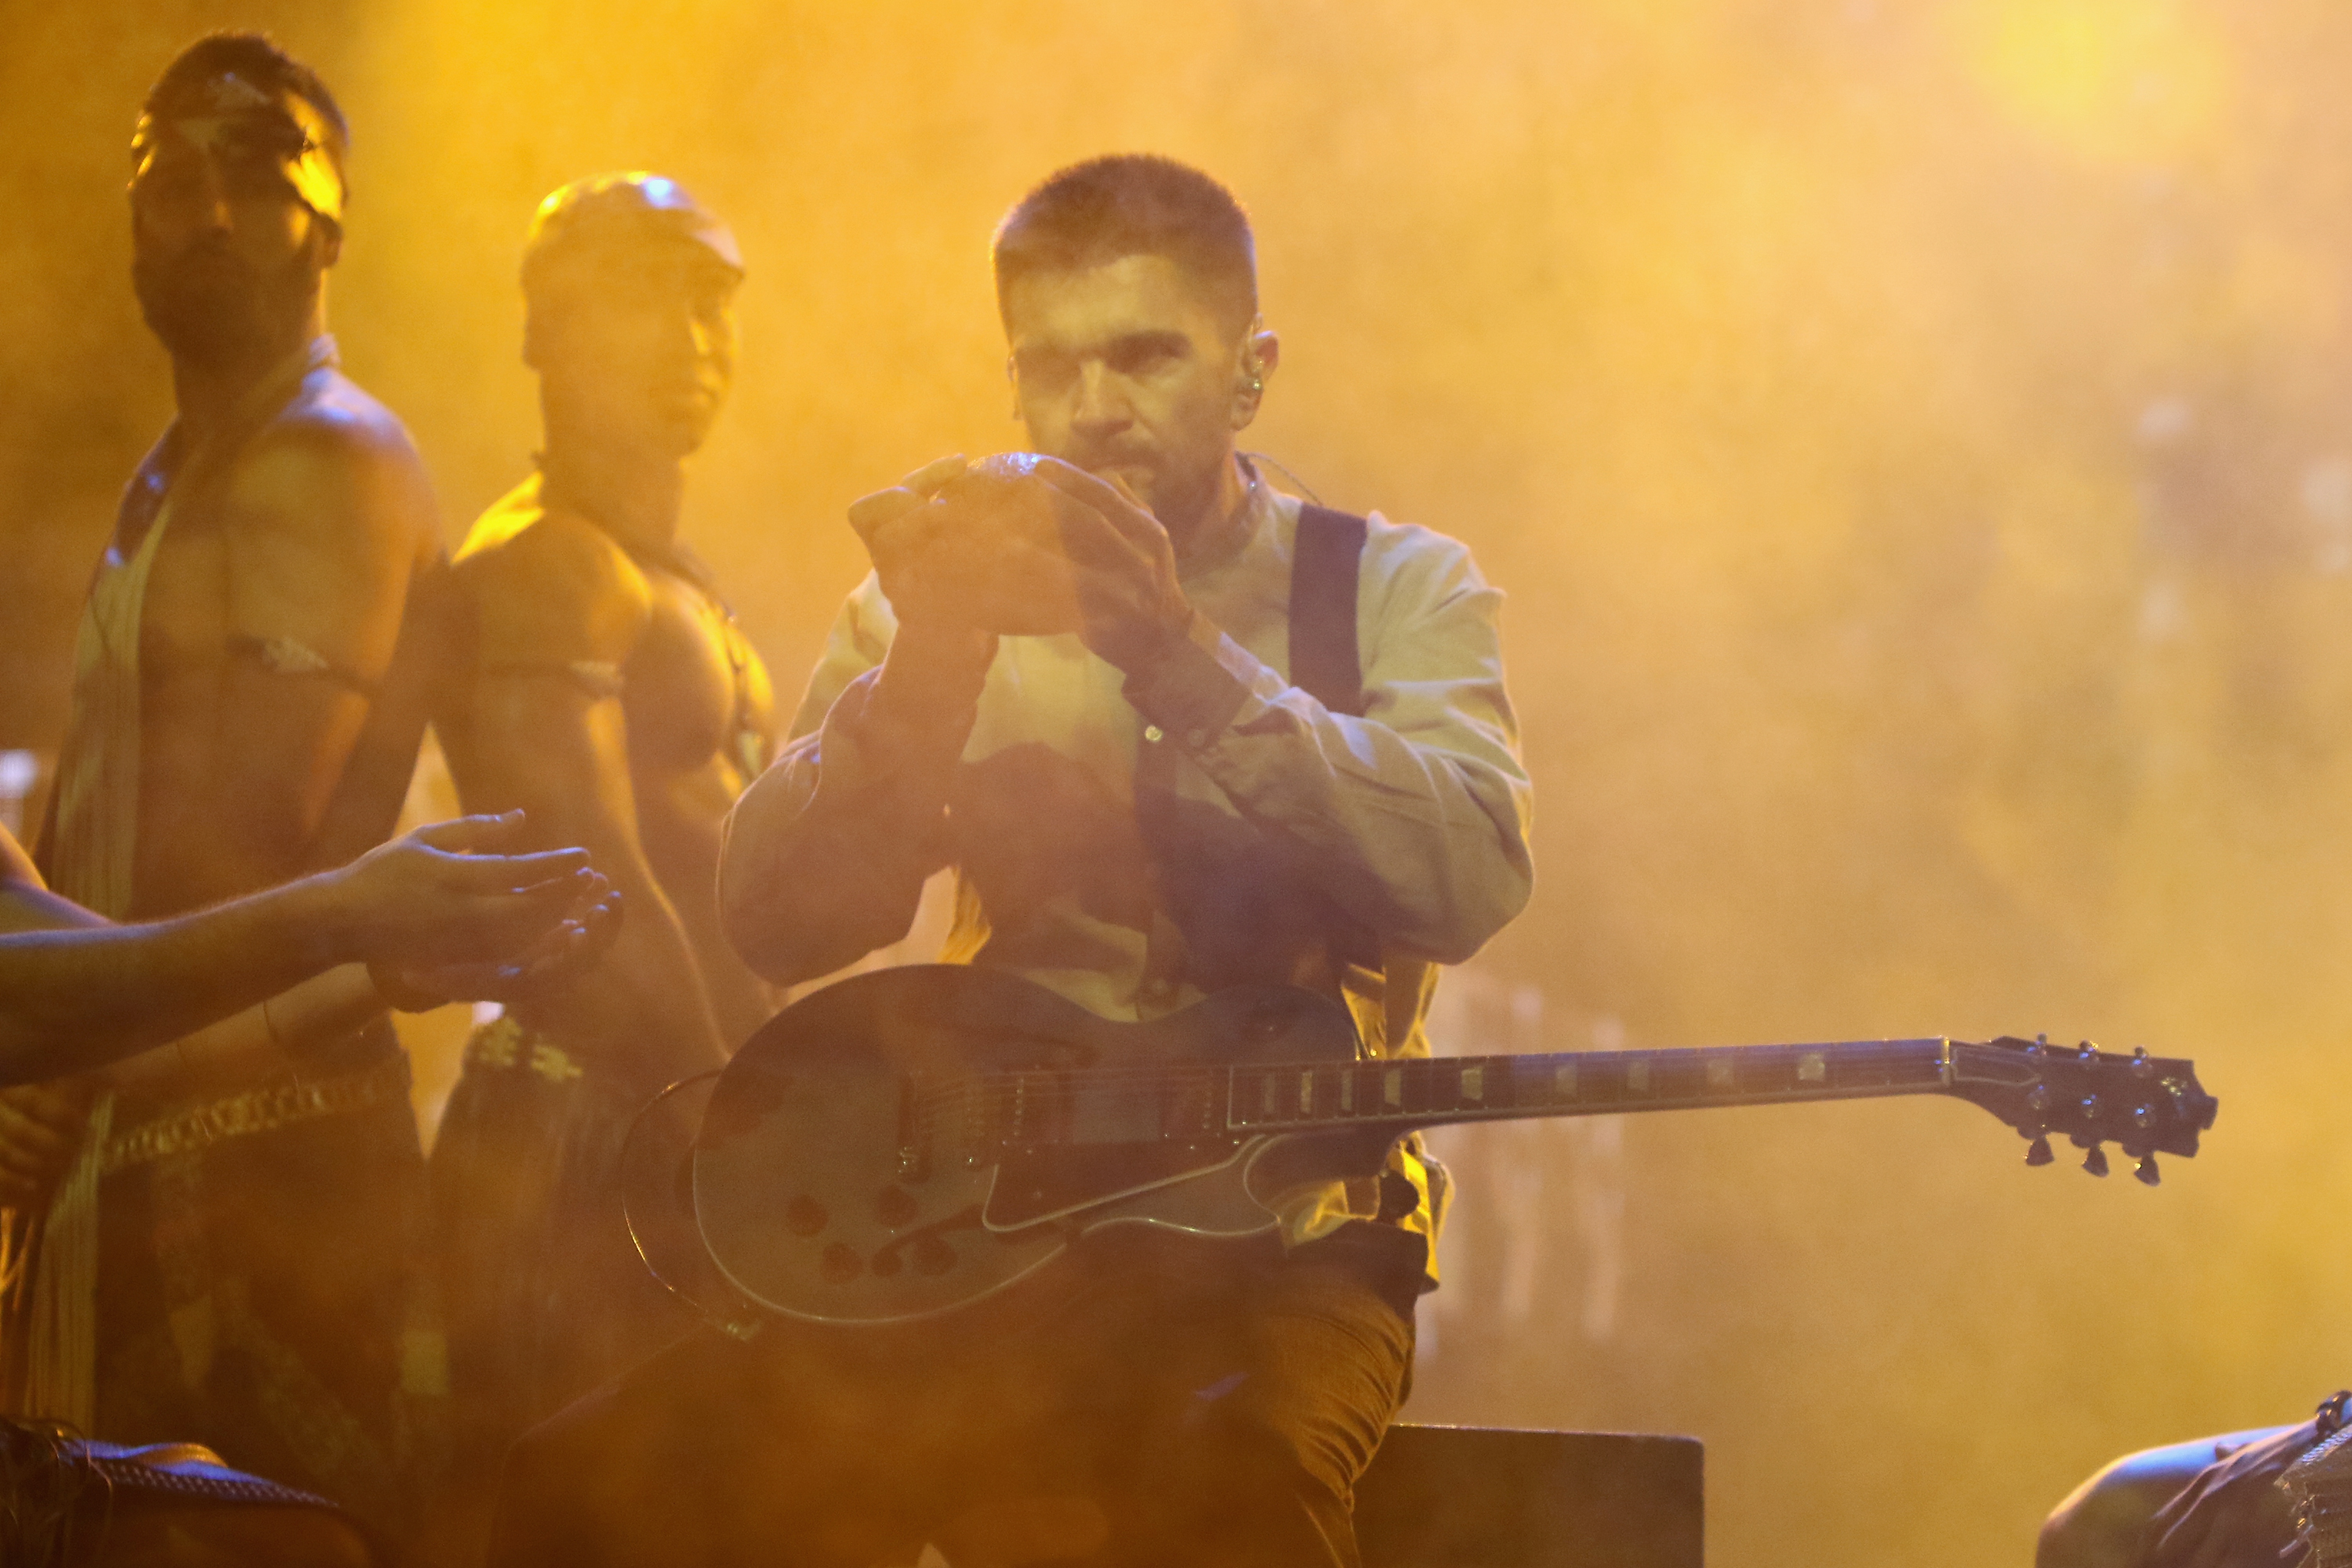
[{"xmin": 1289, "ymin": 504, "xmax": 1368, "ymax": 717}]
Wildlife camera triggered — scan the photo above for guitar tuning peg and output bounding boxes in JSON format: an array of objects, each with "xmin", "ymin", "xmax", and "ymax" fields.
[
  {"xmin": 2024, "ymin": 1134, "xmax": 2053, "ymax": 1167},
  {"xmin": 2134, "ymin": 1154, "xmax": 2161, "ymax": 1187},
  {"xmin": 2082, "ymin": 1143, "xmax": 2109, "ymax": 1178}
]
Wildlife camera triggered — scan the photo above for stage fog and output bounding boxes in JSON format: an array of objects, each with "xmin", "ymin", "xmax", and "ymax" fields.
[{"xmin": 5, "ymin": 2, "xmax": 2350, "ymax": 1563}]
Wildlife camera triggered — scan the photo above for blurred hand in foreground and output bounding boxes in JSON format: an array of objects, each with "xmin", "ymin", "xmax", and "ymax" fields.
[{"xmin": 329, "ymin": 813, "xmax": 624, "ymax": 1009}]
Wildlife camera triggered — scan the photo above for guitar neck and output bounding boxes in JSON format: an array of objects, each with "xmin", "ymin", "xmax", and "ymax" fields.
[{"xmin": 1221, "ymin": 1037, "xmax": 1962, "ymax": 1135}]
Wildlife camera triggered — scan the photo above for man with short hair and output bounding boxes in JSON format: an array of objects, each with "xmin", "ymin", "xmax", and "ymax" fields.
[
  {"xmin": 429, "ymin": 171, "xmax": 777, "ymax": 1534},
  {"xmin": 3, "ymin": 30, "xmax": 453, "ymax": 1544},
  {"xmin": 492, "ymin": 154, "xmax": 1532, "ymax": 1568}
]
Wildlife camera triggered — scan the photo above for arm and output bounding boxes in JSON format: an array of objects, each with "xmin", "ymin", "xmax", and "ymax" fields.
[
  {"xmin": 1121, "ymin": 524, "xmax": 1533, "ymax": 962},
  {"xmin": 973, "ymin": 458, "xmax": 1534, "ymax": 963},
  {"xmin": 154, "ymin": 410, "xmax": 436, "ymax": 908},
  {"xmin": 719, "ymin": 583, "xmax": 985, "ymax": 984},
  {"xmin": 0, "ymin": 815, "xmax": 603, "ymax": 1087},
  {"xmin": 447, "ymin": 523, "xmax": 727, "ymax": 1079}
]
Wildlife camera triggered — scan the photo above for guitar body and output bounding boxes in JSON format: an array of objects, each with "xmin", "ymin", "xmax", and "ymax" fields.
[{"xmin": 691, "ymin": 966, "xmax": 1374, "ymax": 1327}]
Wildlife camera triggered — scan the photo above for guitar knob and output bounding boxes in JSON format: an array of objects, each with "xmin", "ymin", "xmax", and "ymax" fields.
[
  {"xmin": 913, "ymin": 1235, "xmax": 957, "ymax": 1276},
  {"xmin": 875, "ymin": 1186, "xmax": 919, "ymax": 1229},
  {"xmin": 2081, "ymin": 1143, "xmax": 2109, "ymax": 1178},
  {"xmin": 2134, "ymin": 1154, "xmax": 2161, "ymax": 1187},
  {"xmin": 2024, "ymin": 1135, "xmax": 2054, "ymax": 1167}
]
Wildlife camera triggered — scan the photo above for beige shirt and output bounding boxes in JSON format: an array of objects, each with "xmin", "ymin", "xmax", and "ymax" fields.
[{"xmin": 722, "ymin": 475, "xmax": 1533, "ymax": 1267}]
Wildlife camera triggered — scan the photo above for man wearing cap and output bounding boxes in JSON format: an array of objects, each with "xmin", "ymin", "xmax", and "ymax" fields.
[
  {"xmin": 429, "ymin": 171, "xmax": 776, "ymax": 1526},
  {"xmin": 0, "ymin": 28, "xmax": 453, "ymax": 1545}
]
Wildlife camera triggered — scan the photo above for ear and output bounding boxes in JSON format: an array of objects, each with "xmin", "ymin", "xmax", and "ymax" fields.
[{"xmin": 1231, "ymin": 318, "xmax": 1280, "ymax": 432}]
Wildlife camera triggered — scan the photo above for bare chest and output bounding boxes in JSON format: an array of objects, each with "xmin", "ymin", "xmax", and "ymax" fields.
[{"xmin": 622, "ymin": 572, "xmax": 775, "ymax": 787}]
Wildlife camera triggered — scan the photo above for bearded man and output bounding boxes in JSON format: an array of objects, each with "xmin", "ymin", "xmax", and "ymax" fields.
[{"xmin": 2, "ymin": 31, "xmax": 454, "ymax": 1547}]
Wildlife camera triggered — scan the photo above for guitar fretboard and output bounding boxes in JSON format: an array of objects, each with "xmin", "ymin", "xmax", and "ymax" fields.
[
  {"xmin": 1221, "ymin": 1039, "xmax": 1955, "ymax": 1133},
  {"xmin": 917, "ymin": 1037, "xmax": 1965, "ymax": 1155}
]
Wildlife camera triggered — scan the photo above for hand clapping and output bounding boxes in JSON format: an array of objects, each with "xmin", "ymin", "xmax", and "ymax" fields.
[{"xmin": 849, "ymin": 454, "xmax": 1193, "ymax": 672}]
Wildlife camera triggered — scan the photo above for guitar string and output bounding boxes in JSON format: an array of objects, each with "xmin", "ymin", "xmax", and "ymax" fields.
[
  {"xmin": 880, "ymin": 1044, "xmax": 2163, "ymax": 1162},
  {"xmin": 887, "ymin": 1040, "xmax": 1946, "ymax": 1107},
  {"xmin": 891, "ymin": 1041, "xmax": 1954, "ymax": 1145}
]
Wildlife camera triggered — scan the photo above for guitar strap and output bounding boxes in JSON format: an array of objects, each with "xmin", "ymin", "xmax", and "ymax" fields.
[{"xmin": 1287, "ymin": 505, "xmax": 1369, "ymax": 717}]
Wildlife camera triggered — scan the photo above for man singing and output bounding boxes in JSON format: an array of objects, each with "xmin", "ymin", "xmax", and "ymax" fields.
[
  {"xmin": 4, "ymin": 31, "xmax": 452, "ymax": 1544},
  {"xmin": 430, "ymin": 172, "xmax": 776, "ymax": 1523},
  {"xmin": 494, "ymin": 154, "xmax": 1533, "ymax": 1568}
]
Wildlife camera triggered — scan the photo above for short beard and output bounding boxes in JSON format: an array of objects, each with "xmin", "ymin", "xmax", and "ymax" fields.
[{"xmin": 132, "ymin": 238, "xmax": 317, "ymax": 368}]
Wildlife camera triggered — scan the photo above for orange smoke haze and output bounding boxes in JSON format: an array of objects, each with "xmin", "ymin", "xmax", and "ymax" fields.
[{"xmin": 8, "ymin": 2, "xmax": 2352, "ymax": 1563}]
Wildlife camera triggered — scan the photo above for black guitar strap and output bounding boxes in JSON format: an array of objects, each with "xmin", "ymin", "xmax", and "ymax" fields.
[{"xmin": 1288, "ymin": 505, "xmax": 1368, "ymax": 716}]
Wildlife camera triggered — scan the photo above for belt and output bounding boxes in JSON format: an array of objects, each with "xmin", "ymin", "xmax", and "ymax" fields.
[{"xmin": 103, "ymin": 1051, "xmax": 412, "ymax": 1176}]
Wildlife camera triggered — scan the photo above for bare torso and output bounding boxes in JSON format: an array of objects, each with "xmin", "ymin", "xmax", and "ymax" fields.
[
  {"xmin": 114, "ymin": 357, "xmax": 443, "ymax": 921},
  {"xmin": 440, "ymin": 484, "xmax": 777, "ymax": 1073},
  {"xmin": 613, "ymin": 561, "xmax": 778, "ymax": 1040}
]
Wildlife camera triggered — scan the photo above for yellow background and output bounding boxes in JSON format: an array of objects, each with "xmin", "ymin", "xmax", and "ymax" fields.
[{"xmin": 8, "ymin": 2, "xmax": 2352, "ymax": 1563}]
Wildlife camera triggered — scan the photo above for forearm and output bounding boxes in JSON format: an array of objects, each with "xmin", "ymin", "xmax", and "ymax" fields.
[
  {"xmin": 1123, "ymin": 611, "xmax": 1533, "ymax": 963},
  {"xmin": 109, "ymin": 963, "xmax": 387, "ymax": 1097},
  {"xmin": 721, "ymin": 627, "xmax": 988, "ymax": 984},
  {"xmin": 0, "ymin": 875, "xmax": 361, "ymax": 1086}
]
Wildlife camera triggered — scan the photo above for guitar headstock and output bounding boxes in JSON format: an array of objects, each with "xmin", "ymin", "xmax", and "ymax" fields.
[{"xmin": 1944, "ymin": 1037, "xmax": 2217, "ymax": 1183}]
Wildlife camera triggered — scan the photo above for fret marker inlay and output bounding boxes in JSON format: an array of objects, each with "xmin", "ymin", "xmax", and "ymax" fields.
[
  {"xmin": 1706, "ymin": 1057, "xmax": 1733, "ymax": 1091},
  {"xmin": 1798, "ymin": 1052, "xmax": 1826, "ymax": 1084},
  {"xmin": 1298, "ymin": 1072, "xmax": 1314, "ymax": 1115},
  {"xmin": 1554, "ymin": 1062, "xmax": 1577, "ymax": 1098},
  {"xmin": 1461, "ymin": 1066, "xmax": 1484, "ymax": 1102},
  {"xmin": 1626, "ymin": 1059, "xmax": 1650, "ymax": 1094},
  {"xmin": 1383, "ymin": 1069, "xmax": 1403, "ymax": 1109}
]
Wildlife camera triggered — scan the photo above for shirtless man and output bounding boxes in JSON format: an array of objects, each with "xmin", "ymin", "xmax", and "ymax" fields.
[
  {"xmin": 430, "ymin": 172, "xmax": 776, "ymax": 1515},
  {"xmin": 3, "ymin": 31, "xmax": 454, "ymax": 1543}
]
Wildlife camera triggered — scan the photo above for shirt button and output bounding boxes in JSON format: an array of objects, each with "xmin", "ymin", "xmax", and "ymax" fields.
[{"xmin": 1142, "ymin": 724, "xmax": 1164, "ymax": 744}]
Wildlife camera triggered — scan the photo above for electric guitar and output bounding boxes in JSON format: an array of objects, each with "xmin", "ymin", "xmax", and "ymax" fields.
[{"xmin": 630, "ymin": 965, "xmax": 2218, "ymax": 1330}]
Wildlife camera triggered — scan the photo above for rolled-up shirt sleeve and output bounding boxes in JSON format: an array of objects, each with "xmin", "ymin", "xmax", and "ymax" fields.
[
  {"xmin": 719, "ymin": 579, "xmax": 970, "ymax": 985},
  {"xmin": 1123, "ymin": 519, "xmax": 1532, "ymax": 964}
]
